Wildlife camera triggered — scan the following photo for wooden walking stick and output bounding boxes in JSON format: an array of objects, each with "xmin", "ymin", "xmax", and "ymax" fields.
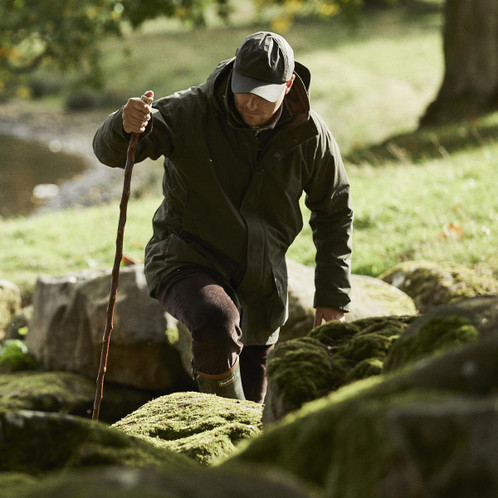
[{"xmin": 92, "ymin": 92, "xmax": 154, "ymax": 421}]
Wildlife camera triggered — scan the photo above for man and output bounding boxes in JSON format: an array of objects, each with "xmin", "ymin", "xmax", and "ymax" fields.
[{"xmin": 93, "ymin": 31, "xmax": 353, "ymax": 404}]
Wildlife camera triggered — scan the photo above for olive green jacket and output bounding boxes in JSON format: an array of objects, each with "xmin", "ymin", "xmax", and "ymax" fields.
[{"xmin": 93, "ymin": 58, "xmax": 353, "ymax": 345}]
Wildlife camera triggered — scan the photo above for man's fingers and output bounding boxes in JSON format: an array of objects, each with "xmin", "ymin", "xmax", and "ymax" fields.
[{"xmin": 123, "ymin": 96, "xmax": 152, "ymax": 134}]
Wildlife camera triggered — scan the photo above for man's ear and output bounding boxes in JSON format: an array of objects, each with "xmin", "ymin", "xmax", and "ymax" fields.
[{"xmin": 285, "ymin": 74, "xmax": 296, "ymax": 94}]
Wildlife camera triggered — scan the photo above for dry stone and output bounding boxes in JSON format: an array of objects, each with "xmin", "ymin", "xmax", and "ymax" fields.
[
  {"xmin": 26, "ymin": 265, "xmax": 193, "ymax": 391},
  {"xmin": 0, "ymin": 280, "xmax": 22, "ymax": 341},
  {"xmin": 282, "ymin": 259, "xmax": 416, "ymax": 341}
]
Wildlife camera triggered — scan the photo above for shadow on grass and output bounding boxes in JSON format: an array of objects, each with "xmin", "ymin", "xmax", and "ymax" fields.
[{"xmin": 345, "ymin": 117, "xmax": 498, "ymax": 165}]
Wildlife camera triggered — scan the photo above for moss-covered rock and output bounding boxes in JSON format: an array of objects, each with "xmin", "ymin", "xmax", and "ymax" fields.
[
  {"xmin": 0, "ymin": 410, "xmax": 196, "ymax": 475},
  {"xmin": 224, "ymin": 331, "xmax": 498, "ymax": 497},
  {"xmin": 0, "ymin": 371, "xmax": 158, "ymax": 423},
  {"xmin": 380, "ymin": 260, "xmax": 498, "ymax": 313},
  {"xmin": 0, "ymin": 472, "xmax": 38, "ymax": 495},
  {"xmin": 112, "ymin": 392, "xmax": 263, "ymax": 465},
  {"xmin": 5, "ymin": 465, "xmax": 312, "ymax": 498},
  {"xmin": 384, "ymin": 315, "xmax": 480, "ymax": 372},
  {"xmin": 402, "ymin": 294, "xmax": 498, "ymax": 337},
  {"xmin": 0, "ymin": 339, "xmax": 39, "ymax": 372},
  {"xmin": 264, "ymin": 316, "xmax": 415, "ymax": 423},
  {"xmin": 384, "ymin": 296, "xmax": 498, "ymax": 373}
]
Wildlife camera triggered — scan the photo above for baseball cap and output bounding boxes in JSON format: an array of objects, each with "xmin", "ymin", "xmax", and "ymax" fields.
[{"xmin": 231, "ymin": 31, "xmax": 295, "ymax": 102}]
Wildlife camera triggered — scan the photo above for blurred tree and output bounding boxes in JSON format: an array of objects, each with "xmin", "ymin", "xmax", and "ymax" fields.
[
  {"xmin": 0, "ymin": 0, "xmax": 122, "ymax": 95},
  {"xmin": 261, "ymin": 0, "xmax": 498, "ymax": 124},
  {"xmin": 0, "ymin": 0, "xmax": 230, "ymax": 98},
  {"xmin": 420, "ymin": 0, "xmax": 498, "ymax": 125}
]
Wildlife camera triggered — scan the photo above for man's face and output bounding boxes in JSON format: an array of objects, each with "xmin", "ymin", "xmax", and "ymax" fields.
[
  {"xmin": 233, "ymin": 76, "xmax": 294, "ymax": 127},
  {"xmin": 233, "ymin": 92, "xmax": 285, "ymax": 127}
]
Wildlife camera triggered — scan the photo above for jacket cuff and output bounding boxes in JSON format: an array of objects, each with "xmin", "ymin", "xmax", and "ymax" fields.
[{"xmin": 313, "ymin": 291, "xmax": 351, "ymax": 312}]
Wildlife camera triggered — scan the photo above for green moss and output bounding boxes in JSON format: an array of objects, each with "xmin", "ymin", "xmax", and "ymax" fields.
[
  {"xmin": 266, "ymin": 316, "xmax": 416, "ymax": 415},
  {"xmin": 0, "ymin": 410, "xmax": 196, "ymax": 475},
  {"xmin": 341, "ymin": 333, "xmax": 397, "ymax": 361},
  {"xmin": 311, "ymin": 316, "xmax": 415, "ymax": 390},
  {"xmin": 112, "ymin": 392, "xmax": 263, "ymax": 465},
  {"xmin": 344, "ymin": 358, "xmax": 384, "ymax": 384},
  {"xmin": 0, "ymin": 340, "xmax": 39, "ymax": 373},
  {"xmin": 266, "ymin": 337, "xmax": 333, "ymax": 409},
  {"xmin": 226, "ymin": 342, "xmax": 491, "ymax": 497},
  {"xmin": 0, "ymin": 371, "xmax": 96, "ymax": 414},
  {"xmin": 0, "ymin": 371, "xmax": 155, "ymax": 423},
  {"xmin": 225, "ymin": 367, "xmax": 456, "ymax": 497},
  {"xmin": 0, "ymin": 472, "xmax": 38, "ymax": 495},
  {"xmin": 384, "ymin": 315, "xmax": 480, "ymax": 372}
]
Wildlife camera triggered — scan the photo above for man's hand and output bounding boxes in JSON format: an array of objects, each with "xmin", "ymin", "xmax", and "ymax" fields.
[
  {"xmin": 122, "ymin": 90, "xmax": 154, "ymax": 134},
  {"xmin": 314, "ymin": 307, "xmax": 345, "ymax": 327}
]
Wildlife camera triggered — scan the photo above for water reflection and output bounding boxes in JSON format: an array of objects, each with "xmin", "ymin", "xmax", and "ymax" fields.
[{"xmin": 0, "ymin": 135, "xmax": 87, "ymax": 217}]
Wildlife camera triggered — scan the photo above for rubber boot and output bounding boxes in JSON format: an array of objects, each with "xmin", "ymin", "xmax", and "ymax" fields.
[{"xmin": 196, "ymin": 359, "xmax": 246, "ymax": 400}]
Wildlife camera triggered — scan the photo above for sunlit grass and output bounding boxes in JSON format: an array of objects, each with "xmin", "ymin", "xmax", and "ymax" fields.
[{"xmin": 288, "ymin": 122, "xmax": 498, "ymax": 278}]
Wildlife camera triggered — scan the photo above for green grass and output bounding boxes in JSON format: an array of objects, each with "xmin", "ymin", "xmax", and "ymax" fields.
[
  {"xmin": 288, "ymin": 121, "xmax": 498, "ymax": 277},
  {"xmin": 2, "ymin": 5, "xmax": 497, "ymax": 301}
]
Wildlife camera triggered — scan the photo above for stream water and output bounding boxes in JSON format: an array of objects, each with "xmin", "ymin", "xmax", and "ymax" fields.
[{"xmin": 0, "ymin": 134, "xmax": 87, "ymax": 217}]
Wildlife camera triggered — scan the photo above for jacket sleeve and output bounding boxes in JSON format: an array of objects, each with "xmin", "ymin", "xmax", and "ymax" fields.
[
  {"xmin": 92, "ymin": 101, "xmax": 177, "ymax": 168},
  {"xmin": 304, "ymin": 115, "xmax": 353, "ymax": 311}
]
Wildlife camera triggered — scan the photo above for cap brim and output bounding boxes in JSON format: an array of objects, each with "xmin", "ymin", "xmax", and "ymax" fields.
[{"xmin": 231, "ymin": 70, "xmax": 287, "ymax": 103}]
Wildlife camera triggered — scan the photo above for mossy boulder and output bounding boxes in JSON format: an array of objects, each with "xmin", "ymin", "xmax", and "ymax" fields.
[
  {"xmin": 224, "ymin": 330, "xmax": 498, "ymax": 497},
  {"xmin": 380, "ymin": 260, "xmax": 498, "ymax": 313},
  {"xmin": 264, "ymin": 316, "xmax": 415, "ymax": 423},
  {"xmin": 0, "ymin": 409, "xmax": 196, "ymax": 475},
  {"xmin": 384, "ymin": 295, "xmax": 498, "ymax": 373},
  {"xmin": 0, "ymin": 371, "xmax": 157, "ymax": 423},
  {"xmin": 400, "ymin": 294, "xmax": 498, "ymax": 336},
  {"xmin": 0, "ymin": 339, "xmax": 39, "ymax": 373},
  {"xmin": 112, "ymin": 392, "xmax": 263, "ymax": 465},
  {"xmin": 2, "ymin": 466, "xmax": 312, "ymax": 498},
  {"xmin": 384, "ymin": 315, "xmax": 480, "ymax": 372}
]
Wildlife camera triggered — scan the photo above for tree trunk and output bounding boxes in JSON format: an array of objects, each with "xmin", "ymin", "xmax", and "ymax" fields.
[{"xmin": 420, "ymin": 0, "xmax": 498, "ymax": 126}]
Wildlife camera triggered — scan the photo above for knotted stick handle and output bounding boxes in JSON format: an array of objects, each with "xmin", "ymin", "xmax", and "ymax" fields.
[{"xmin": 92, "ymin": 93, "xmax": 154, "ymax": 421}]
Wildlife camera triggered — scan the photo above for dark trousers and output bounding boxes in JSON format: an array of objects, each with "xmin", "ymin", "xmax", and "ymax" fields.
[{"xmin": 157, "ymin": 267, "xmax": 274, "ymax": 403}]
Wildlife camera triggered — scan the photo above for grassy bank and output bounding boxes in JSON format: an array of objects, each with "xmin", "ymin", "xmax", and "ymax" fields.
[{"xmin": 1, "ymin": 5, "xmax": 497, "ymax": 301}]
